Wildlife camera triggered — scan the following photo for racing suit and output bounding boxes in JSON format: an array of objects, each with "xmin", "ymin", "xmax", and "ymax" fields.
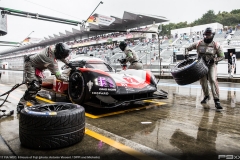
[
  {"xmin": 18, "ymin": 46, "xmax": 68, "ymax": 106},
  {"xmin": 123, "ymin": 47, "xmax": 143, "ymax": 70},
  {"xmin": 186, "ymin": 40, "xmax": 224, "ymax": 100}
]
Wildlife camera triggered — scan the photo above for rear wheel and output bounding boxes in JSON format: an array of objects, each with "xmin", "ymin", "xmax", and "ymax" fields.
[{"xmin": 68, "ymin": 71, "xmax": 86, "ymax": 104}]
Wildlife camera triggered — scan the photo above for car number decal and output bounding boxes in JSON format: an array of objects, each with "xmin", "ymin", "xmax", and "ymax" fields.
[{"xmin": 57, "ymin": 82, "xmax": 62, "ymax": 92}]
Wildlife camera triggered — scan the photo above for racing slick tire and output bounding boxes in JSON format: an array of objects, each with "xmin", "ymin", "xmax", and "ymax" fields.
[
  {"xmin": 19, "ymin": 103, "xmax": 85, "ymax": 149},
  {"xmin": 171, "ymin": 57, "xmax": 208, "ymax": 85},
  {"xmin": 68, "ymin": 71, "xmax": 86, "ymax": 104}
]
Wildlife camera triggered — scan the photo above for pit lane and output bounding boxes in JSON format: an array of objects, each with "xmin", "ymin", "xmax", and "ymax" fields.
[{"xmin": 0, "ymin": 70, "xmax": 240, "ymax": 160}]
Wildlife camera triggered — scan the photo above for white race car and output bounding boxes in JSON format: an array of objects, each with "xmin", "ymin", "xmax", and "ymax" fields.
[{"xmin": 42, "ymin": 56, "xmax": 167, "ymax": 108}]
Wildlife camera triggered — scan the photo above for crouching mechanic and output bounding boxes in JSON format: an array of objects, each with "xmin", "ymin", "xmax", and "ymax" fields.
[
  {"xmin": 185, "ymin": 27, "xmax": 225, "ymax": 110},
  {"xmin": 119, "ymin": 41, "xmax": 143, "ymax": 70},
  {"xmin": 17, "ymin": 43, "xmax": 71, "ymax": 112}
]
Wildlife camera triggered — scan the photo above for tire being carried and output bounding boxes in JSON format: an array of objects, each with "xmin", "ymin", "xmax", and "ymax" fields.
[
  {"xmin": 171, "ymin": 57, "xmax": 208, "ymax": 85},
  {"xmin": 19, "ymin": 103, "xmax": 85, "ymax": 149}
]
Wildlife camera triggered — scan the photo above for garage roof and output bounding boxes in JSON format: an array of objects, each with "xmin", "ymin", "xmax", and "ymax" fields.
[{"xmin": 0, "ymin": 11, "xmax": 168, "ymax": 56}]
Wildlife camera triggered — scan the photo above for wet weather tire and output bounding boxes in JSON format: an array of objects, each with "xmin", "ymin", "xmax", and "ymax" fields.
[
  {"xmin": 68, "ymin": 71, "xmax": 86, "ymax": 104},
  {"xmin": 19, "ymin": 103, "xmax": 85, "ymax": 149},
  {"xmin": 171, "ymin": 57, "xmax": 208, "ymax": 85}
]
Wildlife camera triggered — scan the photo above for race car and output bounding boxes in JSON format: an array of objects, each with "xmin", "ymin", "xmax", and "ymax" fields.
[{"xmin": 42, "ymin": 55, "xmax": 167, "ymax": 108}]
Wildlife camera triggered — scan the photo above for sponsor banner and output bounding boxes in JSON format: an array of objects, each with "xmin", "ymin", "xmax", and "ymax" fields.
[
  {"xmin": 92, "ymin": 92, "xmax": 109, "ymax": 95},
  {"xmin": 107, "ymin": 38, "xmax": 112, "ymax": 42},
  {"xmin": 22, "ymin": 37, "xmax": 43, "ymax": 44},
  {"xmin": 112, "ymin": 37, "xmax": 125, "ymax": 42},
  {"xmin": 72, "ymin": 41, "xmax": 97, "ymax": 48},
  {"xmin": 98, "ymin": 14, "xmax": 115, "ymax": 26},
  {"xmin": 99, "ymin": 88, "xmax": 116, "ymax": 91},
  {"xmin": 87, "ymin": 14, "xmax": 115, "ymax": 26},
  {"xmin": 98, "ymin": 39, "xmax": 108, "ymax": 44},
  {"xmin": 126, "ymin": 34, "xmax": 133, "ymax": 39},
  {"xmin": 72, "ymin": 43, "xmax": 84, "ymax": 48},
  {"xmin": 133, "ymin": 33, "xmax": 145, "ymax": 38}
]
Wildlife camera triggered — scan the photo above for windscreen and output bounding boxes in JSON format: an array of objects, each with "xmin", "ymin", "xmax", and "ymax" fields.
[{"xmin": 86, "ymin": 63, "xmax": 113, "ymax": 72}]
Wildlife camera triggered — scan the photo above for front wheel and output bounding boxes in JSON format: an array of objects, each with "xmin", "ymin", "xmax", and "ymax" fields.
[{"xmin": 68, "ymin": 71, "xmax": 86, "ymax": 104}]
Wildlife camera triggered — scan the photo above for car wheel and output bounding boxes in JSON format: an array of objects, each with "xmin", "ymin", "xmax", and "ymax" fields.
[
  {"xmin": 68, "ymin": 71, "xmax": 86, "ymax": 104},
  {"xmin": 171, "ymin": 57, "xmax": 208, "ymax": 85},
  {"xmin": 19, "ymin": 103, "xmax": 85, "ymax": 149}
]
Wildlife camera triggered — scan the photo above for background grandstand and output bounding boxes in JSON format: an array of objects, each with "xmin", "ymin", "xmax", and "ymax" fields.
[{"xmin": 1, "ymin": 11, "xmax": 240, "ymax": 77}]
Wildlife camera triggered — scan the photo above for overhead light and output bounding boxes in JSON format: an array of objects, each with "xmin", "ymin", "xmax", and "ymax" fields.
[{"xmin": 139, "ymin": 16, "xmax": 143, "ymax": 18}]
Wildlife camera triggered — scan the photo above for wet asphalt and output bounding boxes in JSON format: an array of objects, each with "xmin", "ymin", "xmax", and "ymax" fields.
[{"xmin": 0, "ymin": 70, "xmax": 240, "ymax": 160}]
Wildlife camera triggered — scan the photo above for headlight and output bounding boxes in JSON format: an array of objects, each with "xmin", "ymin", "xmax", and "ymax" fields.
[{"xmin": 94, "ymin": 76, "xmax": 116, "ymax": 88}]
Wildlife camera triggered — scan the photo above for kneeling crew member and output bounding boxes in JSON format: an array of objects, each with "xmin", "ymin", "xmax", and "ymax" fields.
[
  {"xmin": 17, "ymin": 43, "xmax": 71, "ymax": 110},
  {"xmin": 119, "ymin": 41, "xmax": 143, "ymax": 70}
]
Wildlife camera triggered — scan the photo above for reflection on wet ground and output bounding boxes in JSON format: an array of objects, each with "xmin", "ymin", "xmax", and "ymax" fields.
[{"xmin": 0, "ymin": 70, "xmax": 240, "ymax": 159}]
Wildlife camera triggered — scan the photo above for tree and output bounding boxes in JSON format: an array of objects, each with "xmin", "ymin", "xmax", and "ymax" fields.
[
  {"xmin": 192, "ymin": 10, "xmax": 217, "ymax": 25},
  {"xmin": 175, "ymin": 21, "xmax": 188, "ymax": 29},
  {"xmin": 221, "ymin": 14, "xmax": 240, "ymax": 26},
  {"xmin": 230, "ymin": 9, "xmax": 240, "ymax": 14},
  {"xmin": 159, "ymin": 24, "xmax": 168, "ymax": 36},
  {"xmin": 159, "ymin": 9, "xmax": 240, "ymax": 35}
]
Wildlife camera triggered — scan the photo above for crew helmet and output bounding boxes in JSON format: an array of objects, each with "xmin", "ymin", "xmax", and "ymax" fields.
[
  {"xmin": 119, "ymin": 41, "xmax": 127, "ymax": 51},
  {"xmin": 203, "ymin": 27, "xmax": 215, "ymax": 43},
  {"xmin": 54, "ymin": 43, "xmax": 71, "ymax": 59}
]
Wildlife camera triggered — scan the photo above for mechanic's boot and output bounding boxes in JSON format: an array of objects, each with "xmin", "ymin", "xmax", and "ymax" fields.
[
  {"xmin": 17, "ymin": 97, "xmax": 26, "ymax": 113},
  {"xmin": 29, "ymin": 98, "xmax": 40, "ymax": 105},
  {"xmin": 214, "ymin": 99, "xmax": 223, "ymax": 110},
  {"xmin": 201, "ymin": 96, "xmax": 210, "ymax": 104},
  {"xmin": 17, "ymin": 103, "xmax": 24, "ymax": 113}
]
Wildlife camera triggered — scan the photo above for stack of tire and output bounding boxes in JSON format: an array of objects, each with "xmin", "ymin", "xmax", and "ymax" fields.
[
  {"xmin": 171, "ymin": 57, "xmax": 208, "ymax": 85},
  {"xmin": 19, "ymin": 103, "xmax": 85, "ymax": 149}
]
